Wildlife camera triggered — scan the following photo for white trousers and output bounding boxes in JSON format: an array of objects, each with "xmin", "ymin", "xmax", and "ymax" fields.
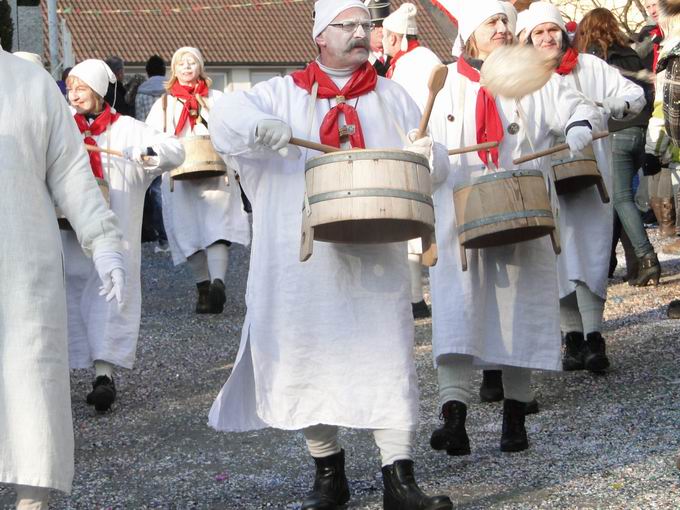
[
  {"xmin": 559, "ymin": 283, "xmax": 605, "ymax": 335},
  {"xmin": 437, "ymin": 354, "xmax": 532, "ymax": 406},
  {"xmin": 302, "ymin": 425, "xmax": 413, "ymax": 467},
  {"xmin": 408, "ymin": 254, "xmax": 424, "ymax": 303}
]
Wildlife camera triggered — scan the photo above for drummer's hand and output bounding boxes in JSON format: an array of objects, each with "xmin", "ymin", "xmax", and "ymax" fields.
[
  {"xmin": 256, "ymin": 119, "xmax": 292, "ymax": 153},
  {"xmin": 601, "ymin": 97, "xmax": 629, "ymax": 119},
  {"xmin": 565, "ymin": 126, "xmax": 592, "ymax": 155},
  {"xmin": 92, "ymin": 249, "xmax": 126, "ymax": 307},
  {"xmin": 122, "ymin": 146, "xmax": 147, "ymax": 164},
  {"xmin": 404, "ymin": 130, "xmax": 433, "ymax": 160}
]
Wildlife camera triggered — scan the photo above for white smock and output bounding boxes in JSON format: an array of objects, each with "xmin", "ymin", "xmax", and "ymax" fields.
[
  {"xmin": 390, "ymin": 45, "xmax": 443, "ymax": 254},
  {"xmin": 62, "ymin": 115, "xmax": 185, "ymax": 369},
  {"xmin": 207, "ymin": 73, "xmax": 430, "ymax": 432},
  {"xmin": 554, "ymin": 53, "xmax": 644, "ymax": 299},
  {"xmin": 145, "ymin": 90, "xmax": 251, "ymax": 265},
  {"xmin": 0, "ymin": 50, "xmax": 122, "ymax": 492},
  {"xmin": 428, "ymin": 66, "xmax": 601, "ymax": 370}
]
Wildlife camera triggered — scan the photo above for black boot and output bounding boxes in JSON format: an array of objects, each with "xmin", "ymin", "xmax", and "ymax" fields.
[
  {"xmin": 195, "ymin": 280, "xmax": 211, "ymax": 314},
  {"xmin": 668, "ymin": 300, "xmax": 680, "ymax": 319},
  {"xmin": 209, "ymin": 279, "xmax": 227, "ymax": 314},
  {"xmin": 479, "ymin": 370, "xmax": 504, "ymax": 402},
  {"xmin": 500, "ymin": 399, "xmax": 528, "ymax": 452},
  {"xmin": 412, "ymin": 300, "xmax": 431, "ymax": 319},
  {"xmin": 562, "ymin": 331, "xmax": 585, "ymax": 371},
  {"xmin": 382, "ymin": 460, "xmax": 453, "ymax": 510},
  {"xmin": 525, "ymin": 399, "xmax": 540, "ymax": 415},
  {"xmin": 86, "ymin": 375, "xmax": 116, "ymax": 412},
  {"xmin": 429, "ymin": 401, "xmax": 470, "ymax": 456},
  {"xmin": 301, "ymin": 450, "xmax": 350, "ymax": 510},
  {"xmin": 584, "ymin": 332, "xmax": 610, "ymax": 373},
  {"xmin": 629, "ymin": 252, "xmax": 660, "ymax": 287}
]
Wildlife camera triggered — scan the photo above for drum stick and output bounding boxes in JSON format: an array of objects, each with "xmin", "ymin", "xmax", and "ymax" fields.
[
  {"xmin": 289, "ymin": 137, "xmax": 341, "ymax": 153},
  {"xmin": 512, "ymin": 131, "xmax": 610, "ymax": 165},
  {"xmin": 85, "ymin": 144, "xmax": 125, "ymax": 158},
  {"xmin": 448, "ymin": 141, "xmax": 499, "ymax": 156},
  {"xmin": 417, "ymin": 65, "xmax": 449, "ymax": 139}
]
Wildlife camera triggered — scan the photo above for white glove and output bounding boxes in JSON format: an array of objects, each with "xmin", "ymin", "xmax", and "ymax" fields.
[
  {"xmin": 565, "ymin": 126, "xmax": 593, "ymax": 155},
  {"xmin": 601, "ymin": 97, "xmax": 629, "ymax": 119},
  {"xmin": 122, "ymin": 146, "xmax": 147, "ymax": 164},
  {"xmin": 256, "ymin": 119, "xmax": 294, "ymax": 157},
  {"xmin": 404, "ymin": 131, "xmax": 433, "ymax": 161},
  {"xmin": 93, "ymin": 250, "xmax": 126, "ymax": 306}
]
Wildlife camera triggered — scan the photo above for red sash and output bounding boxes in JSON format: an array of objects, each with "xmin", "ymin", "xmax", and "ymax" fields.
[
  {"xmin": 386, "ymin": 40, "xmax": 421, "ymax": 79},
  {"xmin": 73, "ymin": 104, "xmax": 121, "ymax": 179},
  {"xmin": 556, "ymin": 47, "xmax": 579, "ymax": 76},
  {"xmin": 169, "ymin": 80, "xmax": 209, "ymax": 135}
]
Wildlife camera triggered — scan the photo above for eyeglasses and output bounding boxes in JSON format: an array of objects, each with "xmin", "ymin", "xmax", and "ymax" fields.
[{"xmin": 327, "ymin": 21, "xmax": 375, "ymax": 33}]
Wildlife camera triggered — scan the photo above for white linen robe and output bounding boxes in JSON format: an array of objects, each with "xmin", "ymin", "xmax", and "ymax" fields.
[
  {"xmin": 429, "ymin": 68, "xmax": 601, "ymax": 370},
  {"xmin": 390, "ymin": 45, "xmax": 443, "ymax": 255},
  {"xmin": 554, "ymin": 54, "xmax": 645, "ymax": 299},
  {"xmin": 62, "ymin": 116, "xmax": 184, "ymax": 369},
  {"xmin": 145, "ymin": 90, "xmax": 251, "ymax": 265},
  {"xmin": 0, "ymin": 50, "xmax": 122, "ymax": 492},
  {"xmin": 207, "ymin": 75, "xmax": 432, "ymax": 432}
]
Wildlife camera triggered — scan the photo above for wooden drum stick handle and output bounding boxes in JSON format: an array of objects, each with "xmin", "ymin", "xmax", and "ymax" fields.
[
  {"xmin": 289, "ymin": 137, "xmax": 341, "ymax": 154},
  {"xmin": 448, "ymin": 141, "xmax": 499, "ymax": 156},
  {"xmin": 512, "ymin": 131, "xmax": 610, "ymax": 165},
  {"xmin": 417, "ymin": 65, "xmax": 449, "ymax": 140},
  {"xmin": 85, "ymin": 144, "xmax": 125, "ymax": 158}
]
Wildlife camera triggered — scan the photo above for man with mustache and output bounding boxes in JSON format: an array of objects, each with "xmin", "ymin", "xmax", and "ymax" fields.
[{"xmin": 207, "ymin": 1, "xmax": 453, "ymax": 509}]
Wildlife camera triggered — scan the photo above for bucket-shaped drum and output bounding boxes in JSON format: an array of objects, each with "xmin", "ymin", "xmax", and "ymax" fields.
[
  {"xmin": 453, "ymin": 169, "xmax": 559, "ymax": 271},
  {"xmin": 550, "ymin": 145, "xmax": 609, "ymax": 203},
  {"xmin": 171, "ymin": 135, "xmax": 227, "ymax": 181},
  {"xmin": 300, "ymin": 149, "xmax": 435, "ymax": 261},
  {"xmin": 57, "ymin": 178, "xmax": 110, "ymax": 230}
]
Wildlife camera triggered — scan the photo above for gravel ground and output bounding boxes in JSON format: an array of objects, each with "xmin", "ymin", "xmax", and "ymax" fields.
[{"xmin": 1, "ymin": 228, "xmax": 679, "ymax": 509}]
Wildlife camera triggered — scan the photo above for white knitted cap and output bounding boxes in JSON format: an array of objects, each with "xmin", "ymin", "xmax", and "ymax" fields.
[
  {"xmin": 523, "ymin": 1, "xmax": 566, "ymax": 39},
  {"xmin": 312, "ymin": 0, "xmax": 370, "ymax": 41},
  {"xmin": 69, "ymin": 59, "xmax": 116, "ymax": 97},
  {"xmin": 172, "ymin": 47, "xmax": 205, "ymax": 69}
]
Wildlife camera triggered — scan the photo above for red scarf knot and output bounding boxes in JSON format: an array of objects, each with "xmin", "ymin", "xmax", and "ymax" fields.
[
  {"xmin": 169, "ymin": 79, "xmax": 209, "ymax": 136},
  {"xmin": 556, "ymin": 47, "xmax": 579, "ymax": 76},
  {"xmin": 73, "ymin": 104, "xmax": 121, "ymax": 179},
  {"xmin": 456, "ymin": 57, "xmax": 504, "ymax": 168},
  {"xmin": 386, "ymin": 39, "xmax": 421, "ymax": 79},
  {"xmin": 291, "ymin": 61, "xmax": 378, "ymax": 149}
]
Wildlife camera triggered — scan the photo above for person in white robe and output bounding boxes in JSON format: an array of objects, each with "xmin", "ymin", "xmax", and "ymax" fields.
[
  {"xmin": 62, "ymin": 60, "xmax": 185, "ymax": 412},
  {"xmin": 0, "ymin": 50, "xmax": 124, "ymax": 510},
  {"xmin": 207, "ymin": 1, "xmax": 453, "ymax": 509},
  {"xmin": 525, "ymin": 2, "xmax": 646, "ymax": 373},
  {"xmin": 146, "ymin": 47, "xmax": 251, "ymax": 315},
  {"xmin": 382, "ymin": 2, "xmax": 442, "ymax": 319},
  {"xmin": 427, "ymin": 0, "xmax": 601, "ymax": 455}
]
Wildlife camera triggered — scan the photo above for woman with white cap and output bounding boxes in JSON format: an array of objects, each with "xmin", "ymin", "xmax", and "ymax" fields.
[
  {"xmin": 146, "ymin": 47, "xmax": 251, "ymax": 315},
  {"xmin": 524, "ymin": 2, "xmax": 646, "ymax": 374},
  {"xmin": 207, "ymin": 1, "xmax": 453, "ymax": 508},
  {"xmin": 427, "ymin": 0, "xmax": 600, "ymax": 455},
  {"xmin": 63, "ymin": 59, "xmax": 184, "ymax": 412}
]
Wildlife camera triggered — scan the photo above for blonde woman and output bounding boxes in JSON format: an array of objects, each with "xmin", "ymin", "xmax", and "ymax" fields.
[{"xmin": 146, "ymin": 47, "xmax": 250, "ymax": 314}]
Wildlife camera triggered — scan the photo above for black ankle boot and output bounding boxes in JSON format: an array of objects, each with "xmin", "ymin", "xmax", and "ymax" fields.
[
  {"xmin": 412, "ymin": 300, "xmax": 431, "ymax": 319},
  {"xmin": 500, "ymin": 399, "xmax": 528, "ymax": 452},
  {"xmin": 86, "ymin": 375, "xmax": 116, "ymax": 412},
  {"xmin": 629, "ymin": 252, "xmax": 660, "ymax": 287},
  {"xmin": 479, "ymin": 370, "xmax": 504, "ymax": 402},
  {"xmin": 195, "ymin": 280, "xmax": 211, "ymax": 314},
  {"xmin": 301, "ymin": 450, "xmax": 350, "ymax": 510},
  {"xmin": 382, "ymin": 460, "xmax": 453, "ymax": 510},
  {"xmin": 209, "ymin": 278, "xmax": 226, "ymax": 314},
  {"xmin": 584, "ymin": 332, "xmax": 610, "ymax": 373},
  {"xmin": 429, "ymin": 401, "xmax": 470, "ymax": 456},
  {"xmin": 562, "ymin": 331, "xmax": 585, "ymax": 371}
]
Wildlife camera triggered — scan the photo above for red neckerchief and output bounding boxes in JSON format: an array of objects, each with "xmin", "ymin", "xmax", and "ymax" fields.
[
  {"xmin": 650, "ymin": 25, "xmax": 664, "ymax": 72},
  {"xmin": 386, "ymin": 39, "xmax": 421, "ymax": 78},
  {"xmin": 291, "ymin": 61, "xmax": 377, "ymax": 148},
  {"xmin": 73, "ymin": 104, "xmax": 121, "ymax": 179},
  {"xmin": 556, "ymin": 47, "xmax": 579, "ymax": 75},
  {"xmin": 457, "ymin": 57, "xmax": 504, "ymax": 167},
  {"xmin": 169, "ymin": 79, "xmax": 209, "ymax": 135}
]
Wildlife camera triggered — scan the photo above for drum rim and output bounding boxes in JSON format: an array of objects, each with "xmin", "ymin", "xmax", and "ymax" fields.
[
  {"xmin": 456, "ymin": 209, "xmax": 554, "ymax": 233},
  {"xmin": 452, "ymin": 169, "xmax": 543, "ymax": 192},
  {"xmin": 307, "ymin": 188, "xmax": 434, "ymax": 207},
  {"xmin": 305, "ymin": 149, "xmax": 429, "ymax": 171}
]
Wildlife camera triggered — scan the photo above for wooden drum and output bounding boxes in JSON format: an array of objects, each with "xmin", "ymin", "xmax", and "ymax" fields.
[
  {"xmin": 300, "ymin": 149, "xmax": 435, "ymax": 262},
  {"xmin": 57, "ymin": 178, "xmax": 110, "ymax": 230},
  {"xmin": 171, "ymin": 135, "xmax": 227, "ymax": 181},
  {"xmin": 550, "ymin": 145, "xmax": 609, "ymax": 203},
  {"xmin": 453, "ymin": 169, "xmax": 560, "ymax": 271}
]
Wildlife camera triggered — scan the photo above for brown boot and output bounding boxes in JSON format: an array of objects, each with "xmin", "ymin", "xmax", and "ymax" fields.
[
  {"xmin": 658, "ymin": 197, "xmax": 676, "ymax": 237},
  {"xmin": 662, "ymin": 237, "xmax": 680, "ymax": 255}
]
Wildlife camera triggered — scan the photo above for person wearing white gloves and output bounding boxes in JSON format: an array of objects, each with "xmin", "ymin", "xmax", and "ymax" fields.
[
  {"xmin": 146, "ymin": 47, "xmax": 251, "ymax": 315},
  {"xmin": 63, "ymin": 60, "xmax": 185, "ymax": 412},
  {"xmin": 427, "ymin": 0, "xmax": 601, "ymax": 456},
  {"xmin": 207, "ymin": 1, "xmax": 453, "ymax": 509},
  {"xmin": 526, "ymin": 2, "xmax": 646, "ymax": 373},
  {"xmin": 1, "ymin": 50, "xmax": 124, "ymax": 510}
]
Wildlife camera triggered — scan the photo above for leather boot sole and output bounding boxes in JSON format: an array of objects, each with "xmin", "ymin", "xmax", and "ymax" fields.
[
  {"xmin": 585, "ymin": 354, "xmax": 610, "ymax": 373},
  {"xmin": 500, "ymin": 439, "xmax": 529, "ymax": 452}
]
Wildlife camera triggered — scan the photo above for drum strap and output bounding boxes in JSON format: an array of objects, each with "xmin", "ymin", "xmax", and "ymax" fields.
[{"xmin": 450, "ymin": 75, "xmax": 467, "ymax": 167}]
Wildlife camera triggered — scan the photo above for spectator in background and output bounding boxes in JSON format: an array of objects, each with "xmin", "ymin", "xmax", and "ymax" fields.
[
  {"xmin": 136, "ymin": 55, "xmax": 166, "ymax": 121},
  {"xmin": 57, "ymin": 66, "xmax": 72, "ymax": 96},
  {"xmin": 104, "ymin": 55, "xmax": 134, "ymax": 116},
  {"xmin": 637, "ymin": 0, "xmax": 664, "ymax": 72}
]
